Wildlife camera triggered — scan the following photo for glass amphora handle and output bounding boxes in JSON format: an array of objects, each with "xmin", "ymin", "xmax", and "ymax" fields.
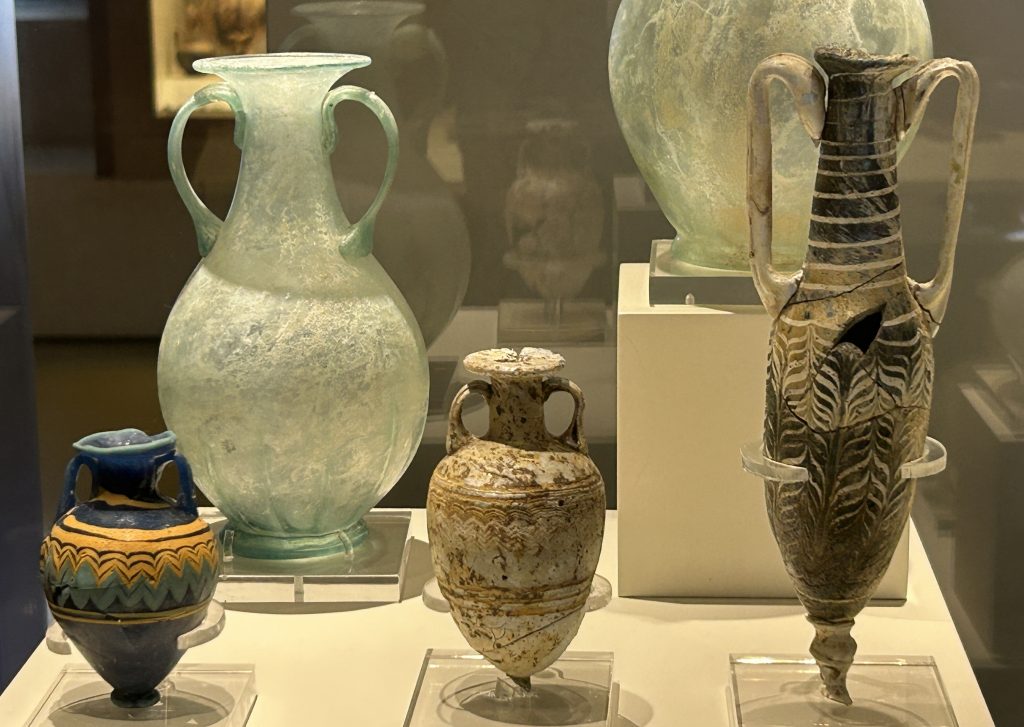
[
  {"xmin": 168, "ymin": 83, "xmax": 245, "ymax": 256},
  {"xmin": 542, "ymin": 377, "xmax": 588, "ymax": 454},
  {"xmin": 446, "ymin": 380, "xmax": 492, "ymax": 454},
  {"xmin": 322, "ymin": 86, "xmax": 400, "ymax": 259},
  {"xmin": 56, "ymin": 450, "xmax": 200, "ymax": 520},
  {"xmin": 746, "ymin": 53, "xmax": 826, "ymax": 318},
  {"xmin": 898, "ymin": 59, "xmax": 980, "ymax": 335}
]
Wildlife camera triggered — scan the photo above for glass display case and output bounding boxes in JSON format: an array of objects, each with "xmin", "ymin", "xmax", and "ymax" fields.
[{"xmin": 3, "ymin": 0, "xmax": 1023, "ymax": 725}]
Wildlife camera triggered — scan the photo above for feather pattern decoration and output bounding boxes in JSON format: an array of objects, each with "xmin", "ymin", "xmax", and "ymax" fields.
[{"xmin": 749, "ymin": 47, "xmax": 978, "ymax": 705}]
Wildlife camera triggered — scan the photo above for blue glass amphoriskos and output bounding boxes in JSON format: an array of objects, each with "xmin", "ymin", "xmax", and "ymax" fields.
[{"xmin": 40, "ymin": 430, "xmax": 220, "ymax": 708}]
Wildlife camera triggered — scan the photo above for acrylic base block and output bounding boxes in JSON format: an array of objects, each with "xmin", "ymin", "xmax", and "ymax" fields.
[
  {"xmin": 405, "ymin": 650, "xmax": 617, "ymax": 727},
  {"xmin": 729, "ymin": 655, "xmax": 958, "ymax": 727},
  {"xmin": 648, "ymin": 240, "xmax": 762, "ymax": 306},
  {"xmin": 25, "ymin": 664, "xmax": 257, "ymax": 727},
  {"xmin": 497, "ymin": 299, "xmax": 610, "ymax": 346},
  {"xmin": 209, "ymin": 509, "xmax": 412, "ymax": 604}
]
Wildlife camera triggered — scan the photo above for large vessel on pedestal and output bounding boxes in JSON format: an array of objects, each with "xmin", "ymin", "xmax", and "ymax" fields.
[
  {"xmin": 609, "ymin": 0, "xmax": 932, "ymax": 272},
  {"xmin": 427, "ymin": 348, "xmax": 605, "ymax": 688},
  {"xmin": 748, "ymin": 47, "xmax": 978, "ymax": 703},
  {"xmin": 158, "ymin": 53, "xmax": 428, "ymax": 560}
]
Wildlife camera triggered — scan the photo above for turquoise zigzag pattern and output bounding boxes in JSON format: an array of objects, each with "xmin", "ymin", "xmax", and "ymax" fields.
[{"xmin": 43, "ymin": 556, "xmax": 218, "ymax": 614}]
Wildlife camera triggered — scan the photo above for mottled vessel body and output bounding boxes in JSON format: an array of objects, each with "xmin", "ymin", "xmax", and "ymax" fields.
[
  {"xmin": 427, "ymin": 349, "xmax": 605, "ymax": 685},
  {"xmin": 748, "ymin": 48, "xmax": 978, "ymax": 703},
  {"xmin": 40, "ymin": 430, "xmax": 219, "ymax": 708}
]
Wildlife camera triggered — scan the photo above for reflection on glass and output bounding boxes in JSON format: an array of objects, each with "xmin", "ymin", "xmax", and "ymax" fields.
[
  {"xmin": 500, "ymin": 119, "xmax": 607, "ymax": 344},
  {"xmin": 280, "ymin": 1, "xmax": 471, "ymax": 347}
]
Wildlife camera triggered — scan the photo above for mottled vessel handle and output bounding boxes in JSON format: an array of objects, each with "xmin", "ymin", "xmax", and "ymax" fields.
[
  {"xmin": 898, "ymin": 59, "xmax": 980, "ymax": 335},
  {"xmin": 322, "ymin": 85, "xmax": 400, "ymax": 259},
  {"xmin": 543, "ymin": 377, "xmax": 588, "ymax": 454},
  {"xmin": 747, "ymin": 53, "xmax": 826, "ymax": 317},
  {"xmin": 172, "ymin": 452, "xmax": 200, "ymax": 517},
  {"xmin": 167, "ymin": 83, "xmax": 245, "ymax": 257},
  {"xmin": 446, "ymin": 380, "xmax": 493, "ymax": 454},
  {"xmin": 56, "ymin": 453, "xmax": 93, "ymax": 520}
]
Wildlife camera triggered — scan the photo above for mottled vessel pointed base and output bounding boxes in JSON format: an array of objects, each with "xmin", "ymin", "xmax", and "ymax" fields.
[{"xmin": 808, "ymin": 617, "xmax": 857, "ymax": 706}]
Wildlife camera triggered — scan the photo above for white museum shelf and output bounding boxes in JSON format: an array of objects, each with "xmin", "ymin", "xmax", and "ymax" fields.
[{"xmin": 0, "ymin": 510, "xmax": 993, "ymax": 726}]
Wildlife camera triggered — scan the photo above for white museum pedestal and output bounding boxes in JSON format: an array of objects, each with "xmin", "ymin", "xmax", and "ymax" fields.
[
  {"xmin": 616, "ymin": 262, "xmax": 910, "ymax": 599},
  {"xmin": 0, "ymin": 510, "xmax": 993, "ymax": 726}
]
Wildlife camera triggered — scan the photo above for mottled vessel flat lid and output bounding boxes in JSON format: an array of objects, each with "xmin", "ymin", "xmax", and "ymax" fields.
[{"xmin": 463, "ymin": 348, "xmax": 565, "ymax": 378}]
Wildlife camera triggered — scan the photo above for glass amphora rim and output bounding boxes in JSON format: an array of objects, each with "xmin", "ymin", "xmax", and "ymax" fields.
[{"xmin": 193, "ymin": 52, "xmax": 371, "ymax": 75}]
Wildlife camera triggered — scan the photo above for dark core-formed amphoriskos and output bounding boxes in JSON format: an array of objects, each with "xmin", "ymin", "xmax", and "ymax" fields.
[
  {"xmin": 747, "ymin": 47, "xmax": 978, "ymax": 704},
  {"xmin": 427, "ymin": 348, "xmax": 605, "ymax": 690},
  {"xmin": 40, "ymin": 430, "xmax": 220, "ymax": 708}
]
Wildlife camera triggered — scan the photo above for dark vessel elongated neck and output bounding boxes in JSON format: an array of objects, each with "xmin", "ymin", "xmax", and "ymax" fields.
[{"xmin": 801, "ymin": 49, "xmax": 919, "ymax": 296}]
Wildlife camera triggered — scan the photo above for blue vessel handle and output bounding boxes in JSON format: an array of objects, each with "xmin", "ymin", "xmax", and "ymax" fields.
[
  {"xmin": 173, "ymin": 453, "xmax": 200, "ymax": 517},
  {"xmin": 322, "ymin": 85, "xmax": 399, "ymax": 259},
  {"xmin": 57, "ymin": 453, "xmax": 93, "ymax": 521}
]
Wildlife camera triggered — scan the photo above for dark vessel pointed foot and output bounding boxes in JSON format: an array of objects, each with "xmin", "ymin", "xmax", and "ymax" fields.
[
  {"xmin": 511, "ymin": 675, "xmax": 532, "ymax": 693},
  {"xmin": 110, "ymin": 687, "xmax": 160, "ymax": 709},
  {"xmin": 808, "ymin": 617, "xmax": 856, "ymax": 706}
]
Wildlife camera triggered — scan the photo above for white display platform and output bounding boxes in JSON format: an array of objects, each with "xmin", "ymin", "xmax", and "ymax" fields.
[
  {"xmin": 404, "ymin": 650, "xmax": 617, "ymax": 727},
  {"xmin": 0, "ymin": 511, "xmax": 993, "ymax": 726},
  {"xmin": 616, "ymin": 262, "xmax": 910, "ymax": 599}
]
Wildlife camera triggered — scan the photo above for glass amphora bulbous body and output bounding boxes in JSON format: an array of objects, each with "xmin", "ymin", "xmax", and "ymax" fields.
[
  {"xmin": 609, "ymin": 0, "xmax": 932, "ymax": 272},
  {"xmin": 158, "ymin": 54, "xmax": 428, "ymax": 560}
]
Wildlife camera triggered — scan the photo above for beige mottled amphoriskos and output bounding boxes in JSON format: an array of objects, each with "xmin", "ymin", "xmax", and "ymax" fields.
[{"xmin": 427, "ymin": 348, "xmax": 605, "ymax": 690}]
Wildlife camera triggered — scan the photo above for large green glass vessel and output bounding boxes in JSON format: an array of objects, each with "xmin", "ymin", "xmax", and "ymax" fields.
[
  {"xmin": 158, "ymin": 53, "xmax": 428, "ymax": 559},
  {"xmin": 609, "ymin": 0, "xmax": 932, "ymax": 272}
]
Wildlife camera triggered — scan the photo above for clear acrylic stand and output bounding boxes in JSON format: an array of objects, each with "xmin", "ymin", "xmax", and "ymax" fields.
[
  {"xmin": 25, "ymin": 664, "xmax": 257, "ymax": 727},
  {"xmin": 648, "ymin": 239, "xmax": 762, "ymax": 305},
  {"xmin": 729, "ymin": 655, "xmax": 958, "ymax": 727},
  {"xmin": 32, "ymin": 602, "xmax": 256, "ymax": 726},
  {"xmin": 404, "ymin": 649, "xmax": 618, "ymax": 727},
  {"xmin": 421, "ymin": 574, "xmax": 613, "ymax": 614},
  {"xmin": 740, "ymin": 436, "xmax": 948, "ymax": 484},
  {"xmin": 206, "ymin": 508, "xmax": 412, "ymax": 604}
]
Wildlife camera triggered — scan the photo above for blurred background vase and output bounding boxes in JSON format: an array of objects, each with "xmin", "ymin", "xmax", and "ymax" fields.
[
  {"xmin": 608, "ymin": 0, "xmax": 932, "ymax": 272},
  {"xmin": 501, "ymin": 119, "xmax": 606, "ymax": 343},
  {"xmin": 158, "ymin": 54, "xmax": 429, "ymax": 560},
  {"xmin": 281, "ymin": 1, "xmax": 470, "ymax": 347}
]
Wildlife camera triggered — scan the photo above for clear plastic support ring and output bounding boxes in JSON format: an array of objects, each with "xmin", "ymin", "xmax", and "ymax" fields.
[{"xmin": 740, "ymin": 436, "xmax": 947, "ymax": 483}]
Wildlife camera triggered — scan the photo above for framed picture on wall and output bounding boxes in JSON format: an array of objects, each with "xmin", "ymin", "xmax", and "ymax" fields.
[{"xmin": 149, "ymin": 0, "xmax": 266, "ymax": 118}]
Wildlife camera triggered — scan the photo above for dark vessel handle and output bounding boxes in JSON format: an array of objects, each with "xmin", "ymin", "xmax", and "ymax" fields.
[
  {"xmin": 446, "ymin": 380, "xmax": 493, "ymax": 454},
  {"xmin": 898, "ymin": 59, "xmax": 980, "ymax": 335},
  {"xmin": 543, "ymin": 377, "xmax": 588, "ymax": 454},
  {"xmin": 56, "ymin": 453, "xmax": 93, "ymax": 521},
  {"xmin": 747, "ymin": 53, "xmax": 826, "ymax": 317},
  {"xmin": 172, "ymin": 453, "xmax": 200, "ymax": 518}
]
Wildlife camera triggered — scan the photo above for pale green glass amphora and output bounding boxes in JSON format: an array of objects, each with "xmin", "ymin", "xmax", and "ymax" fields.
[{"xmin": 157, "ymin": 53, "xmax": 428, "ymax": 559}]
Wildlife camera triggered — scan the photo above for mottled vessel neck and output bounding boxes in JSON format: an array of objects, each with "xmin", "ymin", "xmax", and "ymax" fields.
[
  {"xmin": 801, "ymin": 48, "xmax": 920, "ymax": 294},
  {"xmin": 464, "ymin": 348, "xmax": 564, "ymax": 451}
]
